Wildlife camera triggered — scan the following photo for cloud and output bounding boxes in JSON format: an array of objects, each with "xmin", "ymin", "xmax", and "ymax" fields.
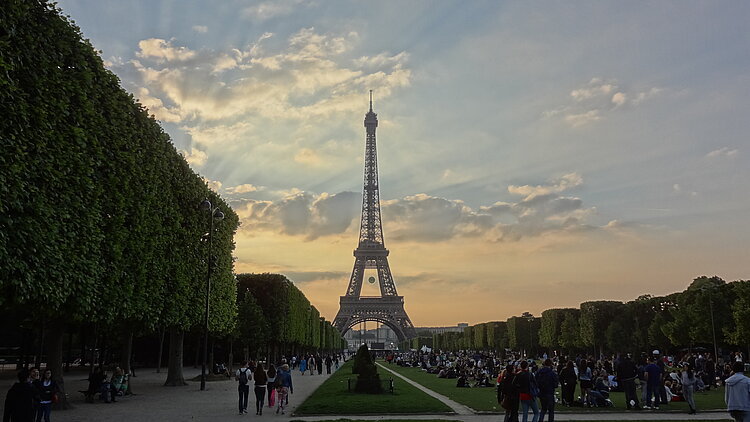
[
  {"xmin": 204, "ymin": 178, "xmax": 222, "ymax": 192},
  {"xmin": 242, "ymin": 1, "xmax": 307, "ymax": 21},
  {"xmin": 180, "ymin": 147, "xmax": 208, "ymax": 166},
  {"xmin": 706, "ymin": 147, "xmax": 738, "ymax": 158},
  {"xmin": 294, "ymin": 148, "xmax": 322, "ymax": 165},
  {"xmin": 136, "ymin": 38, "xmax": 196, "ymax": 62},
  {"xmin": 232, "ymin": 191, "xmax": 361, "ymax": 240},
  {"xmin": 284, "ymin": 271, "xmax": 348, "ymax": 283},
  {"xmin": 508, "ymin": 172, "xmax": 583, "ymax": 199},
  {"xmin": 231, "ymin": 173, "xmax": 614, "ymax": 244},
  {"xmin": 124, "ymin": 28, "xmax": 410, "ymax": 125},
  {"xmin": 225, "ymin": 184, "xmax": 262, "ymax": 194},
  {"xmin": 192, "ymin": 25, "xmax": 208, "ymax": 33},
  {"xmin": 673, "ymin": 183, "xmax": 698, "ymax": 198},
  {"xmin": 544, "ymin": 78, "xmax": 661, "ymax": 127}
]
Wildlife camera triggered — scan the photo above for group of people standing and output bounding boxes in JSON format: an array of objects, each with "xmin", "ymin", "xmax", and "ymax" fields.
[
  {"xmin": 3, "ymin": 368, "xmax": 59, "ymax": 422},
  {"xmin": 235, "ymin": 361, "xmax": 293, "ymax": 416},
  {"xmin": 296, "ymin": 354, "xmax": 337, "ymax": 376}
]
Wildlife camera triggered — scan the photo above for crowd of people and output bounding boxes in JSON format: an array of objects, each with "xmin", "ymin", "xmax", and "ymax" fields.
[
  {"xmin": 387, "ymin": 348, "xmax": 750, "ymax": 422},
  {"xmin": 3, "ymin": 368, "xmax": 60, "ymax": 422},
  {"xmin": 233, "ymin": 353, "xmax": 343, "ymax": 416}
]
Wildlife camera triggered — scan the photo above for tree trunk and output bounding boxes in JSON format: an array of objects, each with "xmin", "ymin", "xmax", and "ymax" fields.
[
  {"xmin": 121, "ymin": 330, "xmax": 133, "ymax": 374},
  {"xmin": 193, "ymin": 335, "xmax": 200, "ymax": 368},
  {"xmin": 47, "ymin": 320, "xmax": 72, "ymax": 410},
  {"xmin": 228, "ymin": 339, "xmax": 234, "ymax": 373},
  {"xmin": 88, "ymin": 326, "xmax": 98, "ymax": 378},
  {"xmin": 208, "ymin": 338, "xmax": 215, "ymax": 376},
  {"xmin": 156, "ymin": 328, "xmax": 165, "ymax": 373},
  {"xmin": 121, "ymin": 330, "xmax": 134, "ymax": 394},
  {"xmin": 35, "ymin": 322, "xmax": 45, "ymax": 368},
  {"xmin": 164, "ymin": 328, "xmax": 187, "ymax": 386},
  {"xmin": 244, "ymin": 343, "xmax": 249, "ymax": 362},
  {"xmin": 64, "ymin": 331, "xmax": 73, "ymax": 373}
]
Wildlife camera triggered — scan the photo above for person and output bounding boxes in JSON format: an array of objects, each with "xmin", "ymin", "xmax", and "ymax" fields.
[
  {"xmin": 235, "ymin": 361, "xmax": 251, "ymax": 415},
  {"xmin": 725, "ymin": 361, "xmax": 750, "ymax": 422},
  {"xmin": 111, "ymin": 367, "xmax": 128, "ymax": 396},
  {"xmin": 299, "ymin": 357, "xmax": 307, "ymax": 376},
  {"xmin": 559, "ymin": 361, "xmax": 576, "ymax": 406},
  {"xmin": 578, "ymin": 360, "xmax": 592, "ymax": 407},
  {"xmin": 680, "ymin": 363, "xmax": 697, "ymax": 415},
  {"xmin": 308, "ymin": 355, "xmax": 315, "ymax": 375},
  {"xmin": 276, "ymin": 364, "xmax": 293, "ymax": 415},
  {"xmin": 643, "ymin": 356, "xmax": 662, "ymax": 409},
  {"xmin": 536, "ymin": 359, "xmax": 559, "ymax": 422},
  {"xmin": 3, "ymin": 369, "xmax": 37, "ymax": 422},
  {"xmin": 513, "ymin": 360, "xmax": 539, "ymax": 422},
  {"xmin": 616, "ymin": 353, "xmax": 640, "ymax": 410},
  {"xmin": 253, "ymin": 363, "xmax": 268, "ymax": 415},
  {"xmin": 266, "ymin": 364, "xmax": 276, "ymax": 408},
  {"xmin": 499, "ymin": 364, "xmax": 519, "ymax": 422},
  {"xmin": 32, "ymin": 369, "xmax": 58, "ymax": 422},
  {"xmin": 325, "ymin": 355, "xmax": 332, "ymax": 374},
  {"xmin": 316, "ymin": 355, "xmax": 323, "ymax": 375}
]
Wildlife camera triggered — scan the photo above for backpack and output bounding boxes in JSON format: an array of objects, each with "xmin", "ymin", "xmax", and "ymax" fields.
[{"xmin": 238, "ymin": 368, "xmax": 249, "ymax": 385}]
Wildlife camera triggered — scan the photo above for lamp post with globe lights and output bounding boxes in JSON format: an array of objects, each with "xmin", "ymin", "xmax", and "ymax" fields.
[{"xmin": 199, "ymin": 199, "xmax": 224, "ymax": 391}]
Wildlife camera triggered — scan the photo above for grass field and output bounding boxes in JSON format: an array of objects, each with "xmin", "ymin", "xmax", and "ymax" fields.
[
  {"xmin": 378, "ymin": 361, "xmax": 729, "ymax": 412},
  {"xmin": 294, "ymin": 360, "xmax": 452, "ymax": 415}
]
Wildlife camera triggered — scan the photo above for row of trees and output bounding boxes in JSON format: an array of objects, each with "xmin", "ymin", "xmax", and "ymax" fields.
[
  {"xmin": 235, "ymin": 273, "xmax": 347, "ymax": 362},
  {"xmin": 0, "ymin": 0, "xmax": 345, "ymax": 409},
  {"xmin": 428, "ymin": 277, "xmax": 750, "ymax": 357}
]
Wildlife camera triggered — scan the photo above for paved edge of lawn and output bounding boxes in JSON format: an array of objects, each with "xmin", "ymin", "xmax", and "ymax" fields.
[{"xmin": 376, "ymin": 362, "xmax": 475, "ymax": 415}]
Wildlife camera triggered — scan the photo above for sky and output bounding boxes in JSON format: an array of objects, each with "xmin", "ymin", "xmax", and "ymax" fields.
[{"xmin": 56, "ymin": 0, "xmax": 750, "ymax": 326}]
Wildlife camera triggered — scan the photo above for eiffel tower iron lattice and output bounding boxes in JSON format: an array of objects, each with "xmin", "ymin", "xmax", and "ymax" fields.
[{"xmin": 333, "ymin": 92, "xmax": 416, "ymax": 342}]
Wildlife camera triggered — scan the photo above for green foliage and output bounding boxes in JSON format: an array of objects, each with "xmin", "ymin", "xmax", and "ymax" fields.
[
  {"xmin": 0, "ymin": 0, "xmax": 239, "ymax": 336},
  {"xmin": 579, "ymin": 301, "xmax": 625, "ymax": 351}
]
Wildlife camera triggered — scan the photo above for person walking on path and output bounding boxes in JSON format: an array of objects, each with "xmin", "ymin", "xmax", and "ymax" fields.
[
  {"xmin": 253, "ymin": 363, "xmax": 268, "ymax": 415},
  {"xmin": 32, "ymin": 369, "xmax": 58, "ymax": 422},
  {"xmin": 616, "ymin": 353, "xmax": 640, "ymax": 410},
  {"xmin": 235, "ymin": 361, "xmax": 251, "ymax": 415},
  {"xmin": 3, "ymin": 369, "xmax": 37, "ymax": 422},
  {"xmin": 681, "ymin": 363, "xmax": 698, "ymax": 415},
  {"xmin": 299, "ymin": 357, "xmax": 307, "ymax": 376},
  {"xmin": 266, "ymin": 364, "xmax": 276, "ymax": 408},
  {"xmin": 536, "ymin": 359, "xmax": 559, "ymax": 422},
  {"xmin": 325, "ymin": 355, "xmax": 332, "ymax": 374},
  {"xmin": 725, "ymin": 361, "xmax": 750, "ymax": 422},
  {"xmin": 513, "ymin": 360, "xmax": 539, "ymax": 422},
  {"xmin": 308, "ymin": 355, "xmax": 315, "ymax": 376},
  {"xmin": 275, "ymin": 364, "xmax": 293, "ymax": 415}
]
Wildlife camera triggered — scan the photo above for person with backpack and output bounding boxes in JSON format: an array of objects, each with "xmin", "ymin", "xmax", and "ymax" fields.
[
  {"xmin": 235, "ymin": 361, "xmax": 251, "ymax": 415},
  {"xmin": 536, "ymin": 359, "xmax": 559, "ymax": 422},
  {"xmin": 499, "ymin": 364, "xmax": 519, "ymax": 422},
  {"xmin": 513, "ymin": 360, "xmax": 540, "ymax": 422}
]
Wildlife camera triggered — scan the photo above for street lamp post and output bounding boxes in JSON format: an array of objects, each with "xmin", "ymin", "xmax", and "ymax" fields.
[
  {"xmin": 199, "ymin": 199, "xmax": 224, "ymax": 391},
  {"xmin": 701, "ymin": 285, "xmax": 719, "ymax": 361}
]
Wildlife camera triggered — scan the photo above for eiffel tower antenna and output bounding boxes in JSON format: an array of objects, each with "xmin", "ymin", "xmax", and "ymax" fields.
[{"xmin": 333, "ymin": 93, "xmax": 416, "ymax": 343}]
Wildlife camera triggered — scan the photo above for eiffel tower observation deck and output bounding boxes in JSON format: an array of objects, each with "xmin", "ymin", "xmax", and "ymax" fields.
[{"xmin": 333, "ymin": 92, "xmax": 416, "ymax": 342}]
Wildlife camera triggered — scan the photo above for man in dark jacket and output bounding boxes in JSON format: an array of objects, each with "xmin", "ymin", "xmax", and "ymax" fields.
[
  {"xmin": 616, "ymin": 353, "xmax": 640, "ymax": 410},
  {"xmin": 3, "ymin": 369, "xmax": 36, "ymax": 422},
  {"xmin": 500, "ymin": 364, "xmax": 519, "ymax": 422},
  {"xmin": 536, "ymin": 359, "xmax": 559, "ymax": 422}
]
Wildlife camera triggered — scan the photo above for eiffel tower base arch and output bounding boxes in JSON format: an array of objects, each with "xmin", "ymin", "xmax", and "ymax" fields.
[{"xmin": 333, "ymin": 296, "xmax": 416, "ymax": 342}]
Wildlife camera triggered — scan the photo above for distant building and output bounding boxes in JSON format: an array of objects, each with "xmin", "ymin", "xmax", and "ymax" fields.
[{"xmin": 415, "ymin": 323, "xmax": 469, "ymax": 335}]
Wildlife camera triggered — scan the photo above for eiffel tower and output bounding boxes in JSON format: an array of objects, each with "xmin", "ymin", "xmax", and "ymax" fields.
[{"xmin": 333, "ymin": 92, "xmax": 416, "ymax": 342}]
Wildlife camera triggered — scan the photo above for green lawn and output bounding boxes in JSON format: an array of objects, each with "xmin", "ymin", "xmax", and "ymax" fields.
[
  {"xmin": 294, "ymin": 360, "xmax": 452, "ymax": 415},
  {"xmin": 378, "ymin": 361, "xmax": 729, "ymax": 412}
]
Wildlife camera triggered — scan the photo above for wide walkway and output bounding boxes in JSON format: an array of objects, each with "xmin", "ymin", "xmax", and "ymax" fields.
[
  {"xmin": 0, "ymin": 365, "xmax": 335, "ymax": 422},
  {"xmin": 1, "ymin": 364, "xmax": 733, "ymax": 421}
]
